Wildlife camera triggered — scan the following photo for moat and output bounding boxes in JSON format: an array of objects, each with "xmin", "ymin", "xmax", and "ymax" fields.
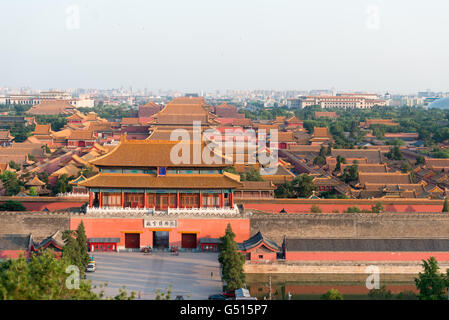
[{"xmin": 246, "ymin": 273, "xmax": 418, "ymax": 300}]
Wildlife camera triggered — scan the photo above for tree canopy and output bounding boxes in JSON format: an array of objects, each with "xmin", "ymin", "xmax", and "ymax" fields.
[{"xmin": 218, "ymin": 224, "xmax": 246, "ymax": 292}]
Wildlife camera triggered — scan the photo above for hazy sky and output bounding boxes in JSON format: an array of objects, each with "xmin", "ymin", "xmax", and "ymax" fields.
[{"xmin": 1, "ymin": 0, "xmax": 449, "ymax": 93}]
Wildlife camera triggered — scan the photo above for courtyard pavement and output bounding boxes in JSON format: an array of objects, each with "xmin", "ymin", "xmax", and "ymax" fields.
[{"xmin": 85, "ymin": 251, "xmax": 223, "ymax": 300}]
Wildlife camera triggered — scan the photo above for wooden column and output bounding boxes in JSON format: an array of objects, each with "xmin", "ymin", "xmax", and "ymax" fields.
[
  {"xmin": 144, "ymin": 191, "xmax": 148, "ymax": 208},
  {"xmin": 199, "ymin": 193, "xmax": 202, "ymax": 208},
  {"xmin": 220, "ymin": 192, "xmax": 224, "ymax": 208},
  {"xmin": 99, "ymin": 192, "xmax": 103, "ymax": 208},
  {"xmin": 89, "ymin": 191, "xmax": 93, "ymax": 208},
  {"xmin": 121, "ymin": 191, "xmax": 125, "ymax": 208},
  {"xmin": 230, "ymin": 192, "xmax": 233, "ymax": 207},
  {"xmin": 176, "ymin": 192, "xmax": 180, "ymax": 208}
]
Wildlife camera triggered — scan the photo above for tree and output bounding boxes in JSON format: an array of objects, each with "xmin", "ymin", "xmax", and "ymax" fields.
[
  {"xmin": 62, "ymin": 221, "xmax": 90, "ymax": 275},
  {"xmin": 155, "ymin": 285, "xmax": 172, "ymax": 300},
  {"xmin": 0, "ymin": 171, "xmax": 22, "ymax": 196},
  {"xmin": 415, "ymin": 156, "xmax": 425, "ymax": 166},
  {"xmin": 53, "ymin": 174, "xmax": 73, "ymax": 195},
  {"xmin": 79, "ymin": 166, "xmax": 96, "ymax": 178},
  {"xmin": 334, "ymin": 155, "xmax": 346, "ymax": 173},
  {"xmin": 244, "ymin": 168, "xmax": 264, "ymax": 181},
  {"xmin": 386, "ymin": 138, "xmax": 405, "ymax": 147},
  {"xmin": 8, "ymin": 161, "xmax": 20, "ymax": 171},
  {"xmin": 224, "ymin": 166, "xmax": 239, "ymax": 175},
  {"xmin": 340, "ymin": 164, "xmax": 359, "ymax": 184},
  {"xmin": 218, "ymin": 224, "xmax": 246, "ymax": 292},
  {"xmin": 27, "ymin": 154, "xmax": 36, "ymax": 162},
  {"xmin": 442, "ymin": 198, "xmax": 449, "ymax": 213},
  {"xmin": 274, "ymin": 182, "xmax": 295, "ymax": 198},
  {"xmin": 62, "ymin": 230, "xmax": 80, "ymax": 271},
  {"xmin": 321, "ymin": 289, "xmax": 343, "ymax": 300},
  {"xmin": 344, "ymin": 206, "xmax": 362, "ymax": 213},
  {"xmin": 371, "ymin": 202, "xmax": 384, "ymax": 213},
  {"xmin": 386, "ymin": 145, "xmax": 403, "ymax": 160},
  {"xmin": 0, "ymin": 250, "xmax": 97, "ymax": 300},
  {"xmin": 41, "ymin": 144, "xmax": 51, "ymax": 155},
  {"xmin": 29, "ymin": 186, "xmax": 37, "ymax": 196},
  {"xmin": 76, "ymin": 221, "xmax": 90, "ymax": 271},
  {"xmin": 0, "ymin": 200, "xmax": 26, "ymax": 211},
  {"xmin": 292, "ymin": 174, "xmax": 316, "ymax": 198},
  {"xmin": 368, "ymin": 285, "xmax": 393, "ymax": 300},
  {"xmin": 310, "ymin": 205, "xmax": 322, "ymax": 213},
  {"xmin": 414, "ymin": 257, "xmax": 449, "ymax": 300},
  {"xmin": 313, "ymin": 155, "xmax": 326, "ymax": 166},
  {"xmin": 0, "ymin": 250, "xmax": 135, "ymax": 300},
  {"xmin": 400, "ymin": 161, "xmax": 412, "ymax": 173}
]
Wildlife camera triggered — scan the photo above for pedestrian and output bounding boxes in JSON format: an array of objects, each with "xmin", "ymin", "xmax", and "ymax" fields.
[{"xmin": 210, "ymin": 272, "xmax": 213, "ymax": 279}]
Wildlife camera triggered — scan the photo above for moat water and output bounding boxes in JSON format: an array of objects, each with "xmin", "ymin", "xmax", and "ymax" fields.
[{"xmin": 245, "ymin": 273, "xmax": 418, "ymax": 300}]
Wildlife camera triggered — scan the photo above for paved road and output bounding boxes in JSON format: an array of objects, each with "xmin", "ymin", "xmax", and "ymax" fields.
[{"xmin": 86, "ymin": 252, "xmax": 222, "ymax": 300}]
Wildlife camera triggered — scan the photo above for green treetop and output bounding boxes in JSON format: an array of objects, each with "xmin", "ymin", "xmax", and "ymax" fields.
[{"xmin": 218, "ymin": 224, "xmax": 246, "ymax": 292}]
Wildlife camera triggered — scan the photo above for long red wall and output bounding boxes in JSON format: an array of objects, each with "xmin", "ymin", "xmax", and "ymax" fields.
[
  {"xmin": 285, "ymin": 251, "xmax": 449, "ymax": 262},
  {"xmin": 21, "ymin": 201, "xmax": 84, "ymax": 211},
  {"xmin": 0, "ymin": 250, "xmax": 28, "ymax": 259},
  {"xmin": 0, "ymin": 197, "xmax": 85, "ymax": 212},
  {"xmin": 70, "ymin": 217, "xmax": 250, "ymax": 248}
]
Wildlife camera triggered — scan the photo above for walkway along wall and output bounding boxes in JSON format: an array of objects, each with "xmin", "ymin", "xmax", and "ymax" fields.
[
  {"xmin": 0, "ymin": 212, "xmax": 70, "ymax": 241},
  {"xmin": 0, "ymin": 196, "xmax": 85, "ymax": 212},
  {"xmin": 250, "ymin": 212, "xmax": 449, "ymax": 244},
  {"xmin": 238, "ymin": 198, "xmax": 446, "ymax": 214}
]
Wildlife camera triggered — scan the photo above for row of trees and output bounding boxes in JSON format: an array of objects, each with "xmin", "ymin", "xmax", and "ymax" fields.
[
  {"xmin": 225, "ymin": 167, "xmax": 264, "ymax": 182},
  {"xmin": 294, "ymin": 105, "xmax": 449, "ymax": 150},
  {"xmin": 321, "ymin": 257, "xmax": 449, "ymax": 300},
  {"xmin": 0, "ymin": 221, "xmax": 134, "ymax": 300},
  {"xmin": 274, "ymin": 174, "xmax": 316, "ymax": 198},
  {"xmin": 0, "ymin": 170, "xmax": 75, "ymax": 196}
]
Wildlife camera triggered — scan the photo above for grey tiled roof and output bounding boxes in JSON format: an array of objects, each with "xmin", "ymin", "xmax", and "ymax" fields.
[
  {"xmin": 0, "ymin": 234, "xmax": 32, "ymax": 250},
  {"xmin": 285, "ymin": 238, "xmax": 449, "ymax": 252},
  {"xmin": 88, "ymin": 238, "xmax": 120, "ymax": 243},
  {"xmin": 238, "ymin": 232, "xmax": 281, "ymax": 252},
  {"xmin": 199, "ymin": 238, "xmax": 221, "ymax": 244}
]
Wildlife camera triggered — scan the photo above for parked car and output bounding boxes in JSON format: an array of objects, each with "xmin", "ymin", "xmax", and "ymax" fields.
[
  {"xmin": 85, "ymin": 263, "xmax": 96, "ymax": 272},
  {"xmin": 208, "ymin": 294, "xmax": 228, "ymax": 300}
]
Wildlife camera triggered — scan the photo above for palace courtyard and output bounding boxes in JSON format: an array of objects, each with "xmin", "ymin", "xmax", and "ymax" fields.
[{"xmin": 85, "ymin": 251, "xmax": 222, "ymax": 300}]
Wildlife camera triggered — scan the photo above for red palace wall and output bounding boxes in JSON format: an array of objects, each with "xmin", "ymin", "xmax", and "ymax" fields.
[
  {"xmin": 70, "ymin": 217, "xmax": 250, "ymax": 248},
  {"xmin": 13, "ymin": 201, "xmax": 84, "ymax": 212},
  {"xmin": 285, "ymin": 251, "xmax": 449, "ymax": 262},
  {"xmin": 247, "ymin": 251, "xmax": 277, "ymax": 261},
  {"xmin": 0, "ymin": 250, "xmax": 28, "ymax": 259}
]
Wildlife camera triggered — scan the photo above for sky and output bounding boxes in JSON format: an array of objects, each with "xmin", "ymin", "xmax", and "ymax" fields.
[{"xmin": 1, "ymin": 0, "xmax": 449, "ymax": 94}]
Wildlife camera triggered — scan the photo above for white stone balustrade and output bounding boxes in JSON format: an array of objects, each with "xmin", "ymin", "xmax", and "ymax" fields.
[
  {"xmin": 167, "ymin": 204, "xmax": 239, "ymax": 216},
  {"xmin": 86, "ymin": 206, "xmax": 154, "ymax": 215},
  {"xmin": 85, "ymin": 204, "xmax": 239, "ymax": 216}
]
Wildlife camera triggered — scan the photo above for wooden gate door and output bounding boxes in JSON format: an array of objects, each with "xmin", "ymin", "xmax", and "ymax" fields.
[
  {"xmin": 125, "ymin": 233, "xmax": 140, "ymax": 249},
  {"xmin": 181, "ymin": 233, "xmax": 197, "ymax": 249}
]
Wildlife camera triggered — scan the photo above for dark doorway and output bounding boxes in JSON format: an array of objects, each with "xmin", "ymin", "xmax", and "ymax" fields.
[
  {"xmin": 153, "ymin": 231, "xmax": 169, "ymax": 249},
  {"xmin": 181, "ymin": 233, "xmax": 197, "ymax": 249},
  {"xmin": 125, "ymin": 233, "xmax": 140, "ymax": 249}
]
